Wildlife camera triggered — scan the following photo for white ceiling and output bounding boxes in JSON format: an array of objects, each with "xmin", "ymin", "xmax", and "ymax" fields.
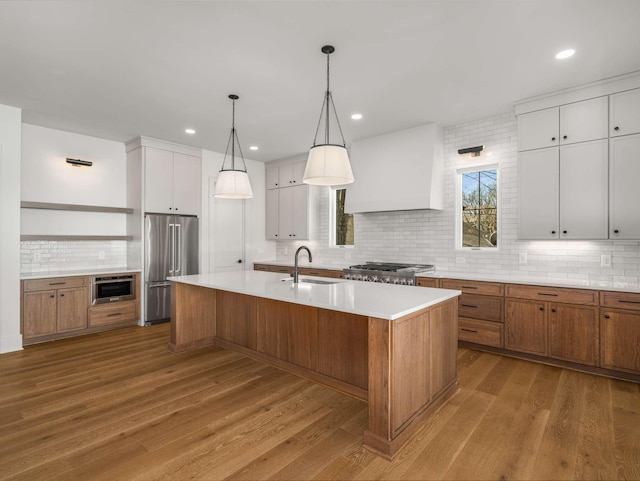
[{"xmin": 1, "ymin": 1, "xmax": 639, "ymax": 162}]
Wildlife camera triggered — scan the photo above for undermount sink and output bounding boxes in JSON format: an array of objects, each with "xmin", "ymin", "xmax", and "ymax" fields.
[{"xmin": 281, "ymin": 277, "xmax": 339, "ymax": 285}]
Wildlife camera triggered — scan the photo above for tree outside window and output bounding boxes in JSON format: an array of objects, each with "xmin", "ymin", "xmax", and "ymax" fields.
[
  {"xmin": 334, "ymin": 188, "xmax": 354, "ymax": 246},
  {"xmin": 462, "ymin": 169, "xmax": 498, "ymax": 248}
]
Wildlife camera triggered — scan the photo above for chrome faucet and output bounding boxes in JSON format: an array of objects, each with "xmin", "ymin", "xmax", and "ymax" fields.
[{"xmin": 293, "ymin": 246, "xmax": 312, "ymax": 283}]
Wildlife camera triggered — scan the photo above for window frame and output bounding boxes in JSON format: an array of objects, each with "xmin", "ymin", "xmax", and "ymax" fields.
[
  {"xmin": 455, "ymin": 163, "xmax": 500, "ymax": 251},
  {"xmin": 329, "ymin": 186, "xmax": 355, "ymax": 248}
]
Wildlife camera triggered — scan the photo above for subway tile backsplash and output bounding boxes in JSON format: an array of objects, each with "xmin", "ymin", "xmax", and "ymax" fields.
[
  {"xmin": 21, "ymin": 240, "xmax": 127, "ymax": 275},
  {"xmin": 275, "ymin": 112, "xmax": 640, "ymax": 284}
]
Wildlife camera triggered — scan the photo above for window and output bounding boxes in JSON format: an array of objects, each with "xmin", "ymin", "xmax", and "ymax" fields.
[
  {"xmin": 331, "ymin": 188, "xmax": 354, "ymax": 246},
  {"xmin": 460, "ymin": 168, "xmax": 498, "ymax": 248}
]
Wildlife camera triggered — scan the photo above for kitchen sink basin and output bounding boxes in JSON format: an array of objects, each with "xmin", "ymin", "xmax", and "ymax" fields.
[{"xmin": 281, "ymin": 277, "xmax": 339, "ymax": 285}]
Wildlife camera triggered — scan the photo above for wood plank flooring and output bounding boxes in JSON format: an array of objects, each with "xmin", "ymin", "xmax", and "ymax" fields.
[{"xmin": 0, "ymin": 323, "xmax": 638, "ymax": 481}]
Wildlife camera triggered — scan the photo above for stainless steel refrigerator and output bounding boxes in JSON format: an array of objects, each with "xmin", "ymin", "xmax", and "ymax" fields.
[{"xmin": 144, "ymin": 214, "xmax": 199, "ymax": 324}]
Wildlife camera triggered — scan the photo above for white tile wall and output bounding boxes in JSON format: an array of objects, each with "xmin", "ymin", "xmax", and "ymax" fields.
[
  {"xmin": 20, "ymin": 240, "xmax": 128, "ymax": 275},
  {"xmin": 275, "ymin": 112, "xmax": 640, "ymax": 284}
]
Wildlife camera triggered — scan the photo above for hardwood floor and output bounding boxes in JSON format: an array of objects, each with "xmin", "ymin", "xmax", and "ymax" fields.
[{"xmin": 1, "ymin": 323, "xmax": 638, "ymax": 481}]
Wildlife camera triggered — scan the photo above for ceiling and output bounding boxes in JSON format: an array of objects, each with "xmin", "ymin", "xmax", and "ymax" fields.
[{"xmin": 1, "ymin": 1, "xmax": 639, "ymax": 162}]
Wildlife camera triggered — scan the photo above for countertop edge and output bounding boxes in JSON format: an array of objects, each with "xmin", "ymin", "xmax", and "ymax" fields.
[{"xmin": 20, "ymin": 268, "xmax": 141, "ymax": 280}]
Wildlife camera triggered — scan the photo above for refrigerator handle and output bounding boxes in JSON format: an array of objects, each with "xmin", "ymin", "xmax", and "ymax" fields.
[
  {"xmin": 169, "ymin": 224, "xmax": 175, "ymax": 274},
  {"xmin": 176, "ymin": 223, "xmax": 182, "ymax": 274}
]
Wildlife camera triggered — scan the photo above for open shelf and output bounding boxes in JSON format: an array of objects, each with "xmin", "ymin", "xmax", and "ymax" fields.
[{"xmin": 21, "ymin": 201, "xmax": 133, "ymax": 214}]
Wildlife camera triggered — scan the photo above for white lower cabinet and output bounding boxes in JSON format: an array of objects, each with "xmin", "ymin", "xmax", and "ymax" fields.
[
  {"xmin": 519, "ymin": 140, "xmax": 608, "ymax": 240},
  {"xmin": 610, "ymin": 134, "xmax": 640, "ymax": 239},
  {"xmin": 266, "ymin": 185, "xmax": 313, "ymax": 240}
]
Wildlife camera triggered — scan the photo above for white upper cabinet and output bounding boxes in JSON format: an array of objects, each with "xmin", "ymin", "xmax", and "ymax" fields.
[
  {"xmin": 610, "ymin": 134, "xmax": 640, "ymax": 239},
  {"xmin": 265, "ymin": 160, "xmax": 306, "ymax": 189},
  {"xmin": 518, "ymin": 107, "xmax": 559, "ymax": 151},
  {"xmin": 518, "ymin": 148, "xmax": 559, "ymax": 240},
  {"xmin": 518, "ymin": 97, "xmax": 608, "ymax": 152},
  {"xmin": 559, "ymin": 96, "xmax": 608, "ymax": 145},
  {"xmin": 266, "ymin": 164, "xmax": 280, "ymax": 190},
  {"xmin": 265, "ymin": 189, "xmax": 279, "ymax": 239},
  {"xmin": 610, "ymin": 88, "xmax": 640, "ymax": 137},
  {"xmin": 559, "ymin": 140, "xmax": 608, "ymax": 240},
  {"xmin": 145, "ymin": 147, "xmax": 201, "ymax": 215}
]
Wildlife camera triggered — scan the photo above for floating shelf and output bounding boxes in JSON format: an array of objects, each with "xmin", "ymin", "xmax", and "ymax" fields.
[
  {"xmin": 21, "ymin": 235, "xmax": 133, "ymax": 241},
  {"xmin": 21, "ymin": 201, "xmax": 133, "ymax": 214}
]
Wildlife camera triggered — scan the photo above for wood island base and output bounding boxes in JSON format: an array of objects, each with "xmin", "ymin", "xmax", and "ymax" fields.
[{"xmin": 169, "ymin": 281, "xmax": 459, "ymax": 459}]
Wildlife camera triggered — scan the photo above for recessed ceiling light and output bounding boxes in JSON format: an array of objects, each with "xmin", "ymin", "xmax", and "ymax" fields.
[
  {"xmin": 555, "ymin": 49, "xmax": 575, "ymax": 60},
  {"xmin": 249, "ymin": 146, "xmax": 259, "ymax": 151},
  {"xmin": 185, "ymin": 128, "xmax": 196, "ymax": 134},
  {"xmin": 351, "ymin": 113, "xmax": 363, "ymax": 120}
]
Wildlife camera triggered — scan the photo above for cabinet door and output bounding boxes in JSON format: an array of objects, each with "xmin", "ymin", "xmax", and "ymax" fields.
[
  {"xmin": 518, "ymin": 148, "xmax": 559, "ymax": 239},
  {"xmin": 559, "ymin": 96, "xmax": 608, "ymax": 145},
  {"xmin": 610, "ymin": 88, "xmax": 640, "ymax": 137},
  {"xmin": 610, "ymin": 134, "xmax": 640, "ymax": 239},
  {"xmin": 23, "ymin": 290, "xmax": 57, "ymax": 337},
  {"xmin": 57, "ymin": 287, "xmax": 88, "ymax": 332},
  {"xmin": 559, "ymin": 140, "xmax": 608, "ymax": 240},
  {"xmin": 144, "ymin": 147, "xmax": 175, "ymax": 214},
  {"xmin": 290, "ymin": 161, "xmax": 306, "ymax": 184},
  {"xmin": 278, "ymin": 187, "xmax": 294, "ymax": 239},
  {"xmin": 291, "ymin": 185, "xmax": 309, "ymax": 239},
  {"xmin": 600, "ymin": 309, "xmax": 640, "ymax": 374},
  {"xmin": 173, "ymin": 153, "xmax": 200, "ymax": 215},
  {"xmin": 505, "ymin": 299, "xmax": 548, "ymax": 355},
  {"xmin": 265, "ymin": 164, "xmax": 280, "ymax": 189},
  {"xmin": 548, "ymin": 303, "xmax": 598, "ymax": 365},
  {"xmin": 265, "ymin": 189, "xmax": 280, "ymax": 240},
  {"xmin": 517, "ymin": 107, "xmax": 559, "ymax": 151}
]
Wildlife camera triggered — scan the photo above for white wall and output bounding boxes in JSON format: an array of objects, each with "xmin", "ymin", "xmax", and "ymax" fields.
[
  {"xmin": 0, "ymin": 104, "xmax": 23, "ymax": 353},
  {"xmin": 275, "ymin": 112, "xmax": 640, "ymax": 285},
  {"xmin": 21, "ymin": 124, "xmax": 127, "ymax": 236},
  {"xmin": 201, "ymin": 150, "xmax": 274, "ymax": 273}
]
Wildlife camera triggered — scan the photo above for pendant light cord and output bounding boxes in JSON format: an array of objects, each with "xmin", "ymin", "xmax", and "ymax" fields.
[
  {"xmin": 222, "ymin": 95, "xmax": 248, "ymax": 173},
  {"xmin": 312, "ymin": 48, "xmax": 347, "ymax": 148}
]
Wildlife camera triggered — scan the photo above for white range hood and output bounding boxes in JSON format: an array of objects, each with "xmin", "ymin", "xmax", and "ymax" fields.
[{"xmin": 344, "ymin": 123, "xmax": 444, "ymax": 214}]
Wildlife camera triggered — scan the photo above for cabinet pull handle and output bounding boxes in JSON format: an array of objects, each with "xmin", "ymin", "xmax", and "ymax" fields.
[
  {"xmin": 563, "ymin": 230, "xmax": 568, "ymax": 234},
  {"xmin": 60, "ymin": 294, "xmax": 64, "ymax": 297},
  {"xmin": 614, "ymin": 126, "xmax": 620, "ymax": 131},
  {"xmin": 614, "ymin": 229, "xmax": 619, "ymax": 234},
  {"xmin": 551, "ymin": 136, "xmax": 556, "ymax": 141},
  {"xmin": 461, "ymin": 328, "xmax": 478, "ymax": 333},
  {"xmin": 49, "ymin": 282, "xmax": 66, "ymax": 286},
  {"xmin": 538, "ymin": 293, "xmax": 558, "ymax": 297},
  {"xmin": 539, "ymin": 306, "xmax": 544, "ymax": 311},
  {"xmin": 461, "ymin": 286, "xmax": 477, "ymax": 289},
  {"xmin": 107, "ymin": 313, "xmax": 122, "ymax": 317},
  {"xmin": 551, "ymin": 308, "xmax": 557, "ymax": 313},
  {"xmin": 551, "ymin": 230, "xmax": 556, "ymax": 234},
  {"xmin": 619, "ymin": 299, "xmax": 640, "ymax": 305},
  {"xmin": 461, "ymin": 304, "xmax": 478, "ymax": 308},
  {"xmin": 563, "ymin": 135, "xmax": 568, "ymax": 139},
  {"xmin": 50, "ymin": 295, "xmax": 55, "ymax": 298},
  {"xmin": 604, "ymin": 314, "xmax": 610, "ymax": 319}
]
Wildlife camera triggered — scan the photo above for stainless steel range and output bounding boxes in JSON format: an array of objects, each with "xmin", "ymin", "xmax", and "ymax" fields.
[{"xmin": 343, "ymin": 262, "xmax": 435, "ymax": 285}]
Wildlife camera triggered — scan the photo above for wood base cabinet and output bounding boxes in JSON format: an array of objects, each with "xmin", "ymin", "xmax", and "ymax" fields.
[
  {"xmin": 600, "ymin": 290, "xmax": 640, "ymax": 375},
  {"xmin": 505, "ymin": 299, "xmax": 548, "ymax": 355},
  {"xmin": 548, "ymin": 303, "xmax": 599, "ymax": 366}
]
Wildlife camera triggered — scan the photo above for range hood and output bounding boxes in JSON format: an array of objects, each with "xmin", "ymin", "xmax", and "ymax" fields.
[{"xmin": 344, "ymin": 123, "xmax": 444, "ymax": 214}]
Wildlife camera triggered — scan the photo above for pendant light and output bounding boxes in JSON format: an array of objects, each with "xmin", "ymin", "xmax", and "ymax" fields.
[
  {"xmin": 213, "ymin": 94, "xmax": 253, "ymax": 199},
  {"xmin": 303, "ymin": 45, "xmax": 354, "ymax": 186}
]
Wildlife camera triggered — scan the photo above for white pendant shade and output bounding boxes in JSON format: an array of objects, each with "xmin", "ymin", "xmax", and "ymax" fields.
[
  {"xmin": 213, "ymin": 170, "xmax": 253, "ymax": 199},
  {"xmin": 303, "ymin": 144, "xmax": 354, "ymax": 186}
]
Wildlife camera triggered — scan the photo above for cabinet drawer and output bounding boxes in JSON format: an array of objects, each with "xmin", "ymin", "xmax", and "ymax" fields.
[
  {"xmin": 298, "ymin": 267, "xmax": 344, "ymax": 278},
  {"xmin": 24, "ymin": 276, "xmax": 85, "ymax": 292},
  {"xmin": 441, "ymin": 279, "xmax": 504, "ymax": 296},
  {"xmin": 600, "ymin": 291, "xmax": 640, "ymax": 312},
  {"xmin": 458, "ymin": 294, "xmax": 503, "ymax": 322},
  {"xmin": 88, "ymin": 301, "xmax": 136, "ymax": 327},
  {"xmin": 416, "ymin": 277, "xmax": 439, "ymax": 288},
  {"xmin": 505, "ymin": 284, "xmax": 597, "ymax": 305},
  {"xmin": 459, "ymin": 318, "xmax": 503, "ymax": 348}
]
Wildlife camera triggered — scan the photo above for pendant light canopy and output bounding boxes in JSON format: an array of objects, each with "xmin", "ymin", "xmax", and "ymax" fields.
[
  {"xmin": 303, "ymin": 45, "xmax": 354, "ymax": 186},
  {"xmin": 213, "ymin": 94, "xmax": 253, "ymax": 199}
]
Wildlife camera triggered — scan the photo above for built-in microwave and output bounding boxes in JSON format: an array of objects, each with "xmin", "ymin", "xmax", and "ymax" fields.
[{"xmin": 91, "ymin": 275, "xmax": 136, "ymax": 305}]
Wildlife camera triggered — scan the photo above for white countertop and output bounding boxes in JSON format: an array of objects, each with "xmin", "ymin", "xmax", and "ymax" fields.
[
  {"xmin": 417, "ymin": 271, "xmax": 640, "ymax": 294},
  {"xmin": 20, "ymin": 267, "xmax": 141, "ymax": 280},
  {"xmin": 168, "ymin": 271, "xmax": 461, "ymax": 321}
]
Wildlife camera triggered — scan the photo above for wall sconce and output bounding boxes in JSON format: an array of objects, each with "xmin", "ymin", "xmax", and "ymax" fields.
[
  {"xmin": 66, "ymin": 157, "xmax": 93, "ymax": 167},
  {"xmin": 458, "ymin": 145, "xmax": 484, "ymax": 157}
]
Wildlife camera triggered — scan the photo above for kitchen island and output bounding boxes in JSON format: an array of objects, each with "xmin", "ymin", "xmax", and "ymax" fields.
[{"xmin": 168, "ymin": 270, "xmax": 460, "ymax": 459}]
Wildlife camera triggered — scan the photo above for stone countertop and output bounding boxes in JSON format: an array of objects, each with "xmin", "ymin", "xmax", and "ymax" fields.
[
  {"xmin": 168, "ymin": 270, "xmax": 460, "ymax": 321},
  {"xmin": 20, "ymin": 267, "xmax": 141, "ymax": 280},
  {"xmin": 417, "ymin": 271, "xmax": 640, "ymax": 294}
]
